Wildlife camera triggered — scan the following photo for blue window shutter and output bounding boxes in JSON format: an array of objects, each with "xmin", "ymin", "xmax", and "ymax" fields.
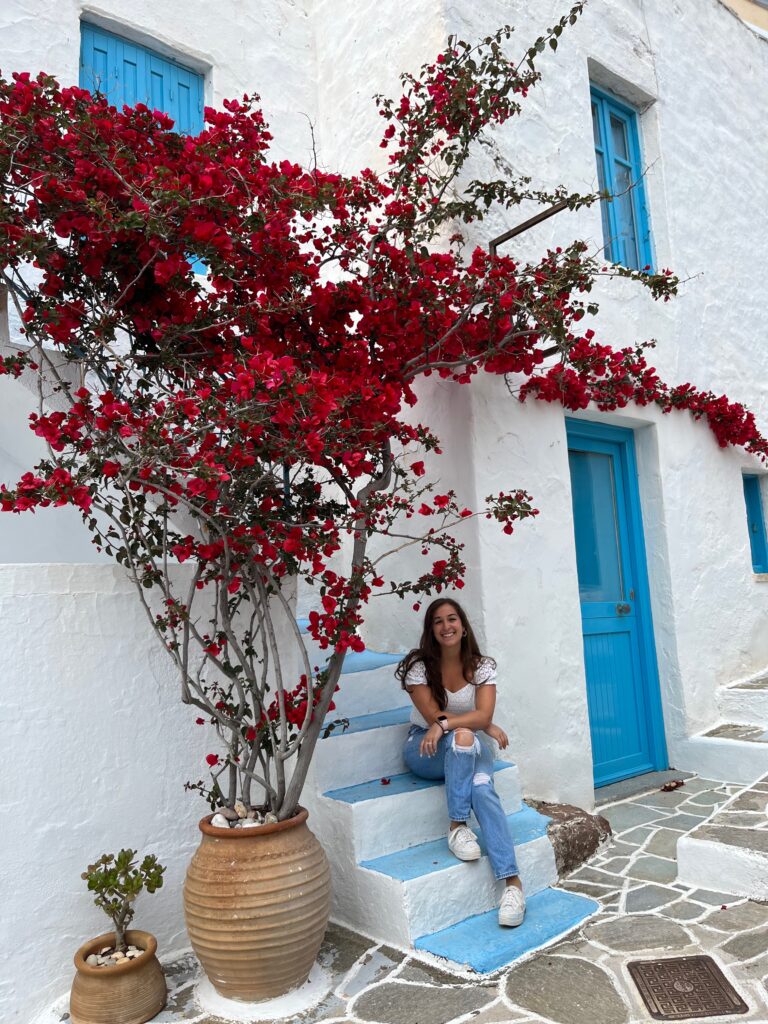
[
  {"xmin": 80, "ymin": 23, "xmax": 207, "ymax": 275},
  {"xmin": 79, "ymin": 23, "xmax": 203, "ymax": 135},
  {"xmin": 590, "ymin": 86, "xmax": 653, "ymax": 271},
  {"xmin": 743, "ymin": 475, "xmax": 768, "ymax": 574}
]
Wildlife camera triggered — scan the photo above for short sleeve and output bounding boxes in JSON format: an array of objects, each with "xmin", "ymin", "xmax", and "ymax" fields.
[
  {"xmin": 403, "ymin": 660, "xmax": 428, "ymax": 688},
  {"xmin": 474, "ymin": 658, "xmax": 497, "ymax": 686}
]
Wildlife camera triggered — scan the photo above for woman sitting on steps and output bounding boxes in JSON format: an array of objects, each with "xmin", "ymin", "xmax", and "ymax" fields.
[{"xmin": 396, "ymin": 597, "xmax": 526, "ymax": 928}]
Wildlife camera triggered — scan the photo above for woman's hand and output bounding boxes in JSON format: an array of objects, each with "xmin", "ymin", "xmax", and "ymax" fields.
[
  {"xmin": 420, "ymin": 722, "xmax": 445, "ymax": 757},
  {"xmin": 486, "ymin": 723, "xmax": 509, "ymax": 749}
]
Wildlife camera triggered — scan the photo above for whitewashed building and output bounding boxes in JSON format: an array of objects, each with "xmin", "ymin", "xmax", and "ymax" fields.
[{"xmin": 1, "ymin": 1, "xmax": 768, "ymax": 1019}]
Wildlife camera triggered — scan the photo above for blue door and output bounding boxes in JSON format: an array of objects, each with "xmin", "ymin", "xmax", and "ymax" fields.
[{"xmin": 566, "ymin": 420, "xmax": 667, "ymax": 787}]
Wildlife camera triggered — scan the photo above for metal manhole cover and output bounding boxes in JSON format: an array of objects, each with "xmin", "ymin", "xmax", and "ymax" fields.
[{"xmin": 628, "ymin": 956, "xmax": 749, "ymax": 1020}]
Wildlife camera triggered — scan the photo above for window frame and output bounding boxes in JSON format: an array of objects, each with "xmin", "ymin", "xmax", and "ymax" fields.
[
  {"xmin": 743, "ymin": 474, "xmax": 768, "ymax": 574},
  {"xmin": 590, "ymin": 85, "xmax": 654, "ymax": 272}
]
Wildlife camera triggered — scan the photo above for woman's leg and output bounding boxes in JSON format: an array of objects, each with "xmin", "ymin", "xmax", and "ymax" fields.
[
  {"xmin": 469, "ymin": 738, "xmax": 520, "ymax": 882},
  {"xmin": 443, "ymin": 727, "xmax": 480, "ymax": 823},
  {"xmin": 442, "ymin": 728, "xmax": 482, "ymax": 861},
  {"xmin": 402, "ymin": 726, "xmax": 446, "ymax": 780}
]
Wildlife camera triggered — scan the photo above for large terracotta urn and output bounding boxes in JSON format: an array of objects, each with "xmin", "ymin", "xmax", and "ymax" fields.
[
  {"xmin": 69, "ymin": 929, "xmax": 166, "ymax": 1024},
  {"xmin": 184, "ymin": 807, "xmax": 331, "ymax": 1001}
]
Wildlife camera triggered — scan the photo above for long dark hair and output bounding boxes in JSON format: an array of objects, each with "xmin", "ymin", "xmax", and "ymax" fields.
[{"xmin": 396, "ymin": 598, "xmax": 495, "ymax": 711}]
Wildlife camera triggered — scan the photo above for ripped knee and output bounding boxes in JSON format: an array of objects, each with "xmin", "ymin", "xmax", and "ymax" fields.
[
  {"xmin": 453, "ymin": 728, "xmax": 476, "ymax": 749},
  {"xmin": 472, "ymin": 772, "xmax": 491, "ymax": 786},
  {"xmin": 451, "ymin": 729, "xmax": 479, "ymax": 755}
]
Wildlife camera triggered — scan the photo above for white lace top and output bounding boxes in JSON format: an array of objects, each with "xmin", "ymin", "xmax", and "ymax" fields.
[{"xmin": 403, "ymin": 657, "xmax": 497, "ymax": 728}]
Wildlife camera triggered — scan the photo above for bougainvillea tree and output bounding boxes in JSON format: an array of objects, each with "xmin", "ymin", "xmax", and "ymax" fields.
[{"xmin": 0, "ymin": 6, "xmax": 765, "ymax": 818}]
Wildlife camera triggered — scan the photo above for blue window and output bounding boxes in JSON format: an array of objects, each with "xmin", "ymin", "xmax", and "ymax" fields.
[
  {"xmin": 743, "ymin": 475, "xmax": 768, "ymax": 573},
  {"xmin": 590, "ymin": 87, "xmax": 653, "ymax": 271},
  {"xmin": 80, "ymin": 23, "xmax": 203, "ymax": 135}
]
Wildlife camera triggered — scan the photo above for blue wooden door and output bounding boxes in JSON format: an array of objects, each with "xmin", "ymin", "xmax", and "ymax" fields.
[{"xmin": 566, "ymin": 420, "xmax": 667, "ymax": 787}]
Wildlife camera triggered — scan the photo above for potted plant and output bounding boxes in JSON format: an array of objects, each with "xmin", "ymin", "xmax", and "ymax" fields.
[
  {"xmin": 3, "ymin": 3, "xmax": 762, "ymax": 1005},
  {"xmin": 70, "ymin": 850, "xmax": 166, "ymax": 1024}
]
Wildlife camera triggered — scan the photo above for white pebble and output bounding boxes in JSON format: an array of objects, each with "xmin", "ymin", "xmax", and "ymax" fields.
[{"xmin": 210, "ymin": 812, "xmax": 231, "ymax": 829}]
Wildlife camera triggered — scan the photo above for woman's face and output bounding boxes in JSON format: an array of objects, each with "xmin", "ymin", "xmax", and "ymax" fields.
[{"xmin": 431, "ymin": 603, "xmax": 463, "ymax": 651}]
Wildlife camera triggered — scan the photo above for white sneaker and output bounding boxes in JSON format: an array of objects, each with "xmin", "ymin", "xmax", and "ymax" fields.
[
  {"xmin": 499, "ymin": 885, "xmax": 526, "ymax": 927},
  {"xmin": 447, "ymin": 825, "xmax": 481, "ymax": 861}
]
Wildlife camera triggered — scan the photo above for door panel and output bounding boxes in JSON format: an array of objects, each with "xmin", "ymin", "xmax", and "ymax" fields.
[{"xmin": 567, "ymin": 422, "xmax": 666, "ymax": 787}]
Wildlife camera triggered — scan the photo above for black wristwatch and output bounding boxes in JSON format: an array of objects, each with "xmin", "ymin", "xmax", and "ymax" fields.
[{"xmin": 436, "ymin": 715, "xmax": 449, "ymax": 734}]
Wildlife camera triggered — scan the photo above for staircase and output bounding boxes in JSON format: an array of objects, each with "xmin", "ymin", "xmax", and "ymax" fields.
[
  {"xmin": 676, "ymin": 671, "xmax": 768, "ymax": 784},
  {"xmin": 301, "ymin": 626, "xmax": 598, "ymax": 973}
]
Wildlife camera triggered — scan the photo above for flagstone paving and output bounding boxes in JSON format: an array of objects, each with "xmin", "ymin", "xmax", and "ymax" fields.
[{"xmin": 45, "ymin": 775, "xmax": 768, "ymax": 1024}]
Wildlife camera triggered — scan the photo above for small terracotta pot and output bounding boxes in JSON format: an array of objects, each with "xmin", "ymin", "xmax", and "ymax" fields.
[
  {"xmin": 184, "ymin": 806, "xmax": 331, "ymax": 1001},
  {"xmin": 69, "ymin": 929, "xmax": 166, "ymax": 1024}
]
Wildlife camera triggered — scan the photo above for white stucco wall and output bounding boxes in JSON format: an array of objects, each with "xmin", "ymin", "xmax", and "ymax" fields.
[{"xmin": 0, "ymin": 565, "xmax": 210, "ymax": 1021}]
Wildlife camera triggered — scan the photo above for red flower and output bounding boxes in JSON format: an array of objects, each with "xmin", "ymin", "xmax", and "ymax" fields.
[{"xmin": 205, "ymin": 754, "xmax": 219, "ymax": 767}]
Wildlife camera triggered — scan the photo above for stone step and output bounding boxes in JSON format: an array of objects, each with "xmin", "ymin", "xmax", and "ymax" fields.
[
  {"xmin": 321, "ymin": 761, "xmax": 522, "ymax": 862},
  {"xmin": 413, "ymin": 887, "xmax": 599, "ymax": 973},
  {"xmin": 313, "ymin": 706, "xmax": 412, "ymax": 788},
  {"xmin": 717, "ymin": 676, "xmax": 768, "ymax": 726},
  {"xmin": 671, "ymin": 729, "xmax": 768, "ymax": 785},
  {"xmin": 677, "ymin": 773, "xmax": 768, "ymax": 900},
  {"xmin": 359, "ymin": 804, "xmax": 558, "ymax": 940}
]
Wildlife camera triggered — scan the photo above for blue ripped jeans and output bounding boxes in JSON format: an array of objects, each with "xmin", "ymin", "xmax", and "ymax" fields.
[{"xmin": 403, "ymin": 726, "xmax": 519, "ymax": 880}]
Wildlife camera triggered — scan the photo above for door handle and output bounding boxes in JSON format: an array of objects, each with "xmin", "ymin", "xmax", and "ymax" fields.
[{"xmin": 616, "ymin": 603, "xmax": 631, "ymax": 615}]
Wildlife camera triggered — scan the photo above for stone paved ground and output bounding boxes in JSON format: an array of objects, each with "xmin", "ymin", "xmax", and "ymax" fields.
[{"xmin": 49, "ymin": 776, "xmax": 768, "ymax": 1024}]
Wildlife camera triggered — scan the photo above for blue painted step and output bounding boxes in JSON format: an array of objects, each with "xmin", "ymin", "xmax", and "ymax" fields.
[
  {"xmin": 414, "ymin": 888, "xmax": 599, "ymax": 973},
  {"xmin": 360, "ymin": 803, "xmax": 550, "ymax": 881},
  {"xmin": 322, "ymin": 705, "xmax": 411, "ymax": 737},
  {"xmin": 325, "ymin": 761, "xmax": 516, "ymax": 804}
]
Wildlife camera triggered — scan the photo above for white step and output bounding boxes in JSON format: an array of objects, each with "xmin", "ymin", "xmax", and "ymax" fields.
[
  {"xmin": 677, "ymin": 774, "xmax": 768, "ymax": 900},
  {"xmin": 321, "ymin": 761, "xmax": 522, "ymax": 862},
  {"xmin": 677, "ymin": 831, "xmax": 768, "ymax": 901},
  {"xmin": 717, "ymin": 678, "xmax": 768, "ymax": 726},
  {"xmin": 313, "ymin": 706, "xmax": 411, "ymax": 789},
  {"xmin": 670, "ymin": 733, "xmax": 768, "ymax": 785},
  {"xmin": 328, "ymin": 658, "xmax": 404, "ymax": 718}
]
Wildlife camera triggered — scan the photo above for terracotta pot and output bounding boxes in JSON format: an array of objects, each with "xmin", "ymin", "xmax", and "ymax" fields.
[
  {"xmin": 69, "ymin": 929, "xmax": 166, "ymax": 1024},
  {"xmin": 184, "ymin": 806, "xmax": 331, "ymax": 1001}
]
